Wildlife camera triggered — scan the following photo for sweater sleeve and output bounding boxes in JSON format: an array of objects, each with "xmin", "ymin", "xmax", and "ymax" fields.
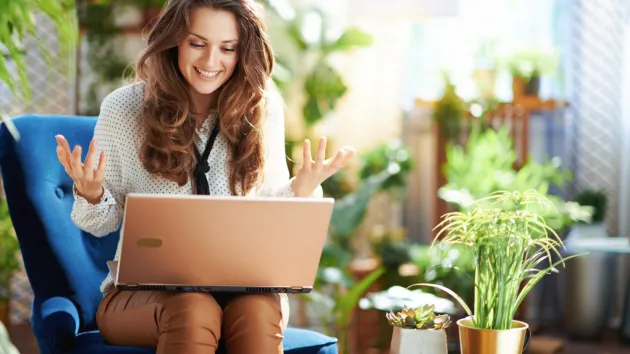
[
  {"xmin": 70, "ymin": 94, "xmax": 128, "ymax": 237},
  {"xmin": 257, "ymin": 89, "xmax": 322, "ymax": 198}
]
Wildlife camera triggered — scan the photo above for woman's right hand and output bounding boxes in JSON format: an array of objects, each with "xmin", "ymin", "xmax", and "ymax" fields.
[{"xmin": 55, "ymin": 135, "xmax": 106, "ymax": 204}]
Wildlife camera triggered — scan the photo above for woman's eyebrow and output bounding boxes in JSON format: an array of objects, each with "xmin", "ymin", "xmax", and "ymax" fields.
[{"xmin": 189, "ymin": 32, "xmax": 238, "ymax": 44}]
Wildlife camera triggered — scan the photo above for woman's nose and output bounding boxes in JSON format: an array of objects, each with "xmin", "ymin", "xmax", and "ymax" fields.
[{"xmin": 203, "ymin": 47, "xmax": 219, "ymax": 68}]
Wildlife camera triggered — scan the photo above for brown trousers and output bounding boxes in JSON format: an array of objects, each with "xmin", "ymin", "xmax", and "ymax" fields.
[{"xmin": 96, "ymin": 289, "xmax": 290, "ymax": 354}]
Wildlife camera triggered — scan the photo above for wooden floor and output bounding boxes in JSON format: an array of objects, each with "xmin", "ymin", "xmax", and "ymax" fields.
[{"xmin": 8, "ymin": 323, "xmax": 630, "ymax": 354}]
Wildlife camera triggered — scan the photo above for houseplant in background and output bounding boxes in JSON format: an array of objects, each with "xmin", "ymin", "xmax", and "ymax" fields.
[
  {"xmin": 432, "ymin": 76, "xmax": 467, "ymax": 141},
  {"xmin": 301, "ymin": 140, "xmax": 413, "ymax": 353},
  {"xmin": 259, "ymin": 0, "xmax": 373, "ymax": 168},
  {"xmin": 1, "ymin": 0, "xmax": 77, "ymax": 102},
  {"xmin": 439, "ymin": 124, "xmax": 593, "ymax": 232},
  {"xmin": 0, "ymin": 199, "xmax": 20, "ymax": 328},
  {"xmin": 412, "ymin": 190, "xmax": 586, "ymax": 354},
  {"xmin": 498, "ymin": 46, "xmax": 558, "ymax": 98},
  {"xmin": 1, "ymin": 0, "xmax": 78, "ymax": 333},
  {"xmin": 573, "ymin": 189, "xmax": 607, "ymax": 237},
  {"xmin": 1, "ymin": 0, "xmax": 77, "ymax": 138},
  {"xmin": 386, "ymin": 304, "xmax": 451, "ymax": 354}
]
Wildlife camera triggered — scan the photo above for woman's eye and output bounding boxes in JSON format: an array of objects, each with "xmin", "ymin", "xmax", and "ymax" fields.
[
  {"xmin": 223, "ymin": 48, "xmax": 236, "ymax": 52},
  {"xmin": 190, "ymin": 42, "xmax": 205, "ymax": 48}
]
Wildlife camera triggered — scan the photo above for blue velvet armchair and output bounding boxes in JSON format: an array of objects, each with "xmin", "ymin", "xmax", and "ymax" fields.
[{"xmin": 0, "ymin": 114, "xmax": 338, "ymax": 354}]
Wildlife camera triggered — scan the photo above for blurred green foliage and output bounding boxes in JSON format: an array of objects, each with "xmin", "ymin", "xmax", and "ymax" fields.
[{"xmin": 0, "ymin": 0, "xmax": 77, "ymax": 101}]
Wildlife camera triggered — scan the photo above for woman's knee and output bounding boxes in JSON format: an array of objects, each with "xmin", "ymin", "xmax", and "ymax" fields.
[
  {"xmin": 223, "ymin": 294, "xmax": 285, "ymax": 329},
  {"xmin": 160, "ymin": 292, "xmax": 222, "ymax": 329}
]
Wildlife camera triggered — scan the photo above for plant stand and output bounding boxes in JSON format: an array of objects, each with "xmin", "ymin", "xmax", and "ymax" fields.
[{"xmin": 389, "ymin": 327, "xmax": 447, "ymax": 354}]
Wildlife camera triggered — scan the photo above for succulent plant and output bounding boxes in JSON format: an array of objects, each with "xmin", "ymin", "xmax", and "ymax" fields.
[{"xmin": 386, "ymin": 304, "xmax": 451, "ymax": 330}]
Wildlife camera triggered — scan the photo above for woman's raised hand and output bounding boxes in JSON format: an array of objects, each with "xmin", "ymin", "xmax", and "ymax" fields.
[
  {"xmin": 55, "ymin": 135, "xmax": 106, "ymax": 204},
  {"xmin": 292, "ymin": 137, "xmax": 356, "ymax": 197}
]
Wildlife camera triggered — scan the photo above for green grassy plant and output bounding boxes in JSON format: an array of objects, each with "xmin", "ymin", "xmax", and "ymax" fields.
[{"xmin": 411, "ymin": 190, "xmax": 586, "ymax": 330}]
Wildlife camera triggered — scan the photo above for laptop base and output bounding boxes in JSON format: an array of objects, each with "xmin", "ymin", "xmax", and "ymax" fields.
[{"xmin": 115, "ymin": 284, "xmax": 312, "ymax": 294}]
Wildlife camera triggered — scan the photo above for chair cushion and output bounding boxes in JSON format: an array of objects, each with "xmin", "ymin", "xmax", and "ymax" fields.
[{"xmin": 65, "ymin": 327, "xmax": 338, "ymax": 354}]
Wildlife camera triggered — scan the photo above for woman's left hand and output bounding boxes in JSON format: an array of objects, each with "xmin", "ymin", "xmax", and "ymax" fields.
[{"xmin": 292, "ymin": 137, "xmax": 356, "ymax": 197}]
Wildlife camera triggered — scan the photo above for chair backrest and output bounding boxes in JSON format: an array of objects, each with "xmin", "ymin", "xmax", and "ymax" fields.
[{"xmin": 0, "ymin": 115, "xmax": 120, "ymax": 331}]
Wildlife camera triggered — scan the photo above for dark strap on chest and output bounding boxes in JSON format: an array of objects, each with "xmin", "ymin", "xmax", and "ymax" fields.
[{"xmin": 193, "ymin": 121, "xmax": 221, "ymax": 195}]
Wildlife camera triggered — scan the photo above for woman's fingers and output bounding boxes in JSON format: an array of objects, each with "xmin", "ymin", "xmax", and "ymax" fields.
[
  {"xmin": 95, "ymin": 151, "xmax": 107, "ymax": 182},
  {"xmin": 55, "ymin": 135, "xmax": 73, "ymax": 159},
  {"xmin": 315, "ymin": 137, "xmax": 326, "ymax": 168},
  {"xmin": 300, "ymin": 136, "xmax": 356, "ymax": 181},
  {"xmin": 55, "ymin": 135, "xmax": 106, "ymax": 184},
  {"xmin": 70, "ymin": 145, "xmax": 84, "ymax": 179},
  {"xmin": 340, "ymin": 146, "xmax": 356, "ymax": 164},
  {"xmin": 83, "ymin": 139, "xmax": 98, "ymax": 178},
  {"xmin": 56, "ymin": 146, "xmax": 72, "ymax": 175},
  {"xmin": 302, "ymin": 139, "xmax": 312, "ymax": 171},
  {"xmin": 324, "ymin": 147, "xmax": 356, "ymax": 174},
  {"xmin": 327, "ymin": 149, "xmax": 346, "ymax": 171},
  {"xmin": 56, "ymin": 136, "xmax": 73, "ymax": 167}
]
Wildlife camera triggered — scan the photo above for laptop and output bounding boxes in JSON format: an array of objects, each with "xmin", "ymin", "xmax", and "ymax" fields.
[{"xmin": 108, "ymin": 193, "xmax": 334, "ymax": 294}]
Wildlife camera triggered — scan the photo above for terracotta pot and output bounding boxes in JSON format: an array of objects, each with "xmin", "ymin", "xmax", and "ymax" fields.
[
  {"xmin": 389, "ymin": 327, "xmax": 447, "ymax": 354},
  {"xmin": 512, "ymin": 76, "xmax": 540, "ymax": 99}
]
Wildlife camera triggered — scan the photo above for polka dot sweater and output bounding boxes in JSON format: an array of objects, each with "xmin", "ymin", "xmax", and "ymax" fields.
[{"xmin": 70, "ymin": 82, "xmax": 295, "ymax": 293}]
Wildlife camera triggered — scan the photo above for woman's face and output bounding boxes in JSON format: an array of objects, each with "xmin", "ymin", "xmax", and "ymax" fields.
[{"xmin": 178, "ymin": 7, "xmax": 239, "ymax": 98}]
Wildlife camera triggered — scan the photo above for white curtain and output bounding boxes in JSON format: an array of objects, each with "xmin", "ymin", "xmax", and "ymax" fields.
[
  {"xmin": 616, "ymin": 3, "xmax": 630, "ymax": 330},
  {"xmin": 619, "ymin": 4, "xmax": 630, "ymax": 238}
]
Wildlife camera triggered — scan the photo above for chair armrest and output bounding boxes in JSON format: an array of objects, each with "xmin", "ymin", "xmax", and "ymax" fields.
[{"xmin": 31, "ymin": 296, "xmax": 80, "ymax": 354}]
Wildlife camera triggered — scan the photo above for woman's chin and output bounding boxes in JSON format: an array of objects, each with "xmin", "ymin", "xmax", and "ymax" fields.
[{"xmin": 190, "ymin": 82, "xmax": 221, "ymax": 96}]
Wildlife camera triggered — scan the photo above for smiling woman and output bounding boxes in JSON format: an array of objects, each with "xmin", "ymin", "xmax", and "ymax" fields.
[
  {"xmin": 178, "ymin": 8, "xmax": 240, "ymax": 97},
  {"xmin": 135, "ymin": 0, "xmax": 276, "ymax": 196},
  {"xmin": 53, "ymin": 0, "xmax": 355, "ymax": 353}
]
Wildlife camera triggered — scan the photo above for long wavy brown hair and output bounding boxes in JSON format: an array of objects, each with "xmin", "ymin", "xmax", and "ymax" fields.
[{"xmin": 135, "ymin": 0, "xmax": 274, "ymax": 195}]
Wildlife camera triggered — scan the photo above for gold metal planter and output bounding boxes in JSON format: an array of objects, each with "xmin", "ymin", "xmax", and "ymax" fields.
[{"xmin": 457, "ymin": 317, "xmax": 530, "ymax": 354}]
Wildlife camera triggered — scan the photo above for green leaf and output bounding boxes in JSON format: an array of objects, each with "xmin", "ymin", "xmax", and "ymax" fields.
[
  {"xmin": 408, "ymin": 282, "xmax": 473, "ymax": 318},
  {"xmin": 302, "ymin": 63, "xmax": 347, "ymax": 126},
  {"xmin": 329, "ymin": 170, "xmax": 391, "ymax": 240},
  {"xmin": 286, "ymin": 21, "xmax": 309, "ymax": 51},
  {"xmin": 319, "ymin": 244, "xmax": 352, "ymax": 269},
  {"xmin": 333, "ymin": 266, "xmax": 385, "ymax": 328},
  {"xmin": 324, "ymin": 27, "xmax": 373, "ymax": 54},
  {"xmin": 0, "ymin": 0, "xmax": 77, "ymax": 101},
  {"xmin": 0, "ymin": 199, "xmax": 19, "ymax": 302}
]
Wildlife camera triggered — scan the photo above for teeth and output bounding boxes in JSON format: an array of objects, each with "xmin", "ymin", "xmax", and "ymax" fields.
[{"xmin": 195, "ymin": 67, "xmax": 220, "ymax": 79}]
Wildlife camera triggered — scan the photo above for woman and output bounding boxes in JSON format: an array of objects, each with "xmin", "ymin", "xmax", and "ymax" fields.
[{"xmin": 54, "ymin": 0, "xmax": 355, "ymax": 353}]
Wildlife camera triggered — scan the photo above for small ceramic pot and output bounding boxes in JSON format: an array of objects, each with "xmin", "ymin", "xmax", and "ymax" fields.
[{"xmin": 389, "ymin": 326, "xmax": 448, "ymax": 354}]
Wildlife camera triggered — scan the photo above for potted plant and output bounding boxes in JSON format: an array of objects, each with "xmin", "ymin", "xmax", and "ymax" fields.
[
  {"xmin": 497, "ymin": 46, "xmax": 558, "ymax": 98},
  {"xmin": 432, "ymin": 76, "xmax": 466, "ymax": 141},
  {"xmin": 0, "ymin": 199, "xmax": 20, "ymax": 328},
  {"xmin": 413, "ymin": 190, "xmax": 585, "ymax": 354},
  {"xmin": 386, "ymin": 304, "xmax": 451, "ymax": 354},
  {"xmin": 573, "ymin": 189, "xmax": 607, "ymax": 237}
]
